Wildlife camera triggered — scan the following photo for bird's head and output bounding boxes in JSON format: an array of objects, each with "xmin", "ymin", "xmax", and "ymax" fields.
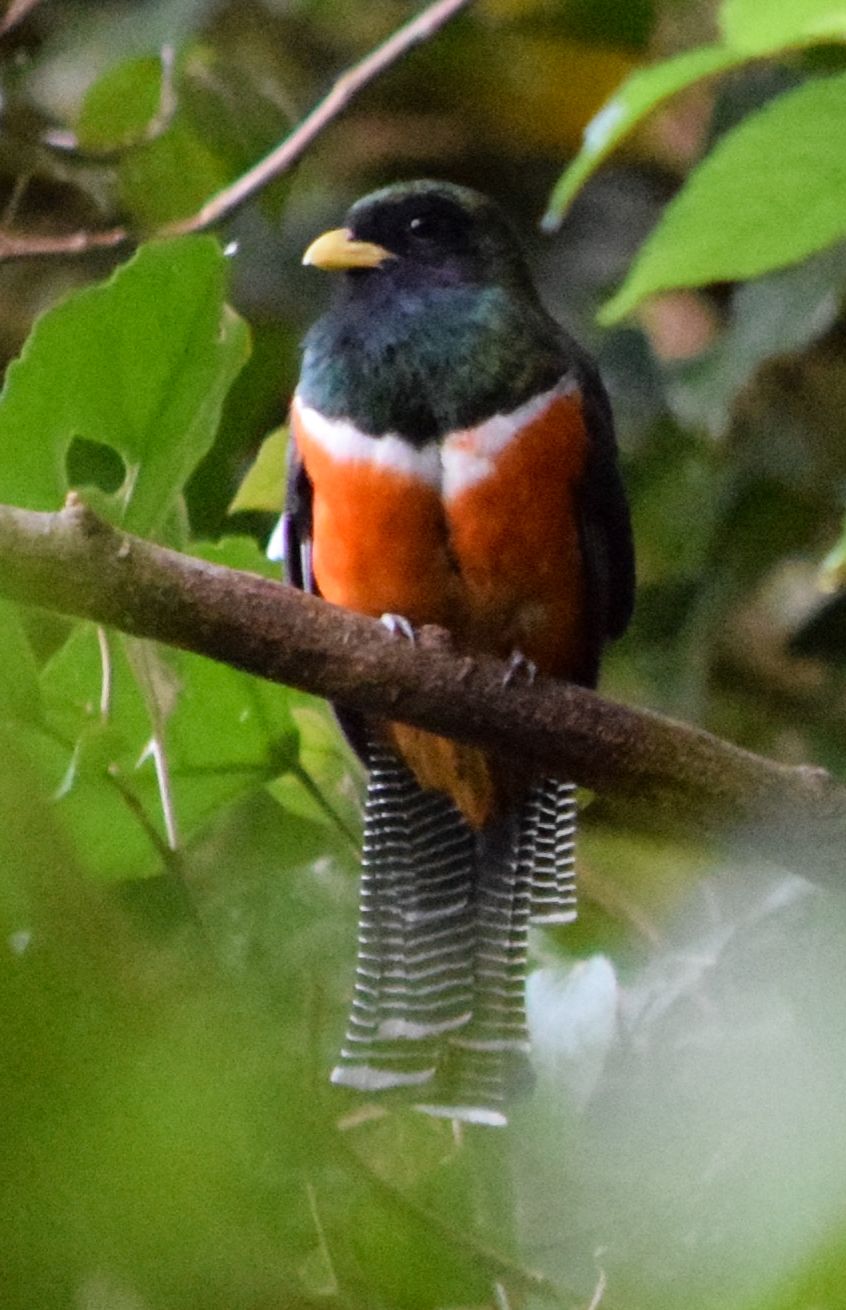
[{"xmin": 302, "ymin": 180, "xmax": 533, "ymax": 297}]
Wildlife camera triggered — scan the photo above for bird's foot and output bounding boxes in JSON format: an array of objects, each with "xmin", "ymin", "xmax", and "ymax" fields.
[
  {"xmin": 503, "ymin": 650, "xmax": 537, "ymax": 687},
  {"xmin": 380, "ymin": 612, "xmax": 416, "ymax": 643},
  {"xmin": 418, "ymin": 622, "xmax": 454, "ymax": 652}
]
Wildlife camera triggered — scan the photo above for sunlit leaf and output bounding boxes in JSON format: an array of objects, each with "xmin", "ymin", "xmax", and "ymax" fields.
[
  {"xmin": 76, "ymin": 54, "xmax": 165, "ymax": 150},
  {"xmin": 0, "ymin": 599, "xmax": 41, "ymax": 724},
  {"xmin": 0, "ymin": 238, "xmax": 249, "ymax": 539},
  {"xmin": 543, "ymin": 44, "xmax": 746, "ymax": 228},
  {"xmin": 229, "ymin": 426, "xmax": 287, "ymax": 514},
  {"xmin": 820, "ymin": 518, "xmax": 846, "ymax": 589},
  {"xmin": 37, "ymin": 622, "xmax": 298, "ymax": 880},
  {"xmin": 601, "ymin": 73, "xmax": 846, "ymax": 322},
  {"xmin": 189, "ymin": 533, "xmax": 280, "ymax": 577},
  {"xmin": 720, "ymin": 0, "xmax": 846, "ymax": 51}
]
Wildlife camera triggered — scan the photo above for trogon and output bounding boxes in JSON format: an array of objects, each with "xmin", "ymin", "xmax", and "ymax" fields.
[{"xmin": 283, "ymin": 180, "xmax": 634, "ymax": 1125}]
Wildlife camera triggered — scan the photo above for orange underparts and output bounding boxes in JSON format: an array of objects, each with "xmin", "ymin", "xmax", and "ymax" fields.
[{"xmin": 292, "ymin": 390, "xmax": 589, "ymax": 827}]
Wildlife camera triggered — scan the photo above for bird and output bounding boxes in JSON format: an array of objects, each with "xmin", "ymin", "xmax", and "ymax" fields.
[{"xmin": 282, "ymin": 179, "xmax": 634, "ymax": 1125}]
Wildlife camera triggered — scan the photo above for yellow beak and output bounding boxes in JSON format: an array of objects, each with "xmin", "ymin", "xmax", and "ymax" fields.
[{"xmin": 302, "ymin": 227, "xmax": 395, "ymax": 271}]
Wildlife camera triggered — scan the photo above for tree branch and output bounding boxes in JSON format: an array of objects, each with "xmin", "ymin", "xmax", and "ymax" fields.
[
  {"xmin": 1, "ymin": 497, "xmax": 845, "ymax": 886},
  {"xmin": 0, "ymin": 0, "xmax": 45, "ymax": 38},
  {"xmin": 0, "ymin": 0, "xmax": 475, "ymax": 261}
]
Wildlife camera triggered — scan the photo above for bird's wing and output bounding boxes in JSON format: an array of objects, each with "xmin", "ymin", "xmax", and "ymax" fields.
[
  {"xmin": 572, "ymin": 359, "xmax": 636, "ymax": 687},
  {"xmin": 281, "ymin": 434, "xmax": 315, "ymax": 593}
]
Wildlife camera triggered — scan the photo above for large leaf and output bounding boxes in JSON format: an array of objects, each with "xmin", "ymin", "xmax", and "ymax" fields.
[
  {"xmin": 229, "ymin": 426, "xmax": 287, "ymax": 514},
  {"xmin": 721, "ymin": 0, "xmax": 846, "ymax": 51},
  {"xmin": 601, "ymin": 72, "xmax": 846, "ymax": 322},
  {"xmin": 0, "ymin": 237, "xmax": 249, "ymax": 539},
  {"xmin": 0, "ymin": 598, "xmax": 41, "ymax": 724},
  {"xmin": 544, "ymin": 0, "xmax": 846, "ymax": 228},
  {"xmin": 821, "ymin": 516, "xmax": 846, "ymax": 589},
  {"xmin": 75, "ymin": 45, "xmax": 292, "ymax": 230},
  {"xmin": 542, "ymin": 44, "xmax": 747, "ymax": 228},
  {"xmin": 37, "ymin": 617, "xmax": 298, "ymax": 881},
  {"xmin": 76, "ymin": 54, "xmax": 166, "ymax": 150}
]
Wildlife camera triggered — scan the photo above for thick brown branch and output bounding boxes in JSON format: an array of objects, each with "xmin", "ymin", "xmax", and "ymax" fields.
[
  {"xmin": 1, "ymin": 498, "xmax": 844, "ymax": 886},
  {"xmin": 0, "ymin": 0, "xmax": 474, "ymax": 261}
]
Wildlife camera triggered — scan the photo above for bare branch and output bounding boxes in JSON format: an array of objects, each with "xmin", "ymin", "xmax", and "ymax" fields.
[
  {"xmin": 0, "ymin": 225, "xmax": 130, "ymax": 260},
  {"xmin": 1, "ymin": 497, "xmax": 845, "ymax": 886},
  {"xmin": 165, "ymin": 0, "xmax": 474, "ymax": 238},
  {"xmin": 0, "ymin": 0, "xmax": 475, "ymax": 261},
  {"xmin": 0, "ymin": 0, "xmax": 45, "ymax": 38}
]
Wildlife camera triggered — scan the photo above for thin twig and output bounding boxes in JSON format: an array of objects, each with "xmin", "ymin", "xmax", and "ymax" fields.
[
  {"xmin": 335, "ymin": 1134, "xmax": 578, "ymax": 1307},
  {"xmin": 96, "ymin": 624, "xmax": 112, "ymax": 718},
  {"xmin": 162, "ymin": 0, "xmax": 473, "ymax": 237},
  {"xmin": 0, "ymin": 0, "xmax": 475, "ymax": 262},
  {"xmin": 0, "ymin": 0, "xmax": 45, "ymax": 37},
  {"xmin": 1, "ymin": 496, "xmax": 845, "ymax": 885},
  {"xmin": 583, "ymin": 1267, "xmax": 607, "ymax": 1310},
  {"xmin": 291, "ymin": 762, "xmax": 360, "ymax": 850}
]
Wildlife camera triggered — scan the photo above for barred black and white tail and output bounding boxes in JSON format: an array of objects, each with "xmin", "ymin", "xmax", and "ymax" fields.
[
  {"xmin": 331, "ymin": 743, "xmax": 476, "ymax": 1093},
  {"xmin": 522, "ymin": 778, "xmax": 578, "ymax": 925},
  {"xmin": 332, "ymin": 746, "xmax": 579, "ymax": 1124},
  {"xmin": 421, "ymin": 815, "xmax": 534, "ymax": 1126}
]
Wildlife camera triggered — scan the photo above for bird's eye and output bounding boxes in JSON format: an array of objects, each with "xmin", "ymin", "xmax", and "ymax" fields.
[
  {"xmin": 402, "ymin": 205, "xmax": 465, "ymax": 248},
  {"xmin": 407, "ymin": 214, "xmax": 436, "ymax": 238}
]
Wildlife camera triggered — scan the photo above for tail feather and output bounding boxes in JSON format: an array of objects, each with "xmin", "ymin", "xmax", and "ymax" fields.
[
  {"xmin": 332, "ymin": 748, "xmax": 579, "ymax": 1123},
  {"xmin": 331, "ymin": 742, "xmax": 475, "ymax": 1093},
  {"xmin": 421, "ymin": 815, "xmax": 534, "ymax": 1123},
  {"xmin": 523, "ymin": 778, "xmax": 578, "ymax": 925}
]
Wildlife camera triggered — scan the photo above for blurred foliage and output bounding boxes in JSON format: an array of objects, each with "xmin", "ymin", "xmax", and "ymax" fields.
[{"xmin": 0, "ymin": 1, "xmax": 846, "ymax": 1308}]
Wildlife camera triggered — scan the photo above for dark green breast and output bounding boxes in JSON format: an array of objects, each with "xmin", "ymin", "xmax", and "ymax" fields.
[{"xmin": 297, "ymin": 268, "xmax": 571, "ymax": 444}]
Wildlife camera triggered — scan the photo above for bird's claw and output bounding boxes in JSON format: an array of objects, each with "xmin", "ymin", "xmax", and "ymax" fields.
[
  {"xmin": 503, "ymin": 650, "xmax": 537, "ymax": 687},
  {"xmin": 380, "ymin": 612, "xmax": 416, "ymax": 643}
]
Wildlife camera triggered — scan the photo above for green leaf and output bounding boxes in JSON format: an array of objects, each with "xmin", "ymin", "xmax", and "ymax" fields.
[
  {"xmin": 543, "ymin": 0, "xmax": 846, "ymax": 228},
  {"xmin": 268, "ymin": 698, "xmax": 360, "ymax": 840},
  {"xmin": 0, "ymin": 237, "xmax": 249, "ymax": 539},
  {"xmin": 38, "ymin": 621, "xmax": 299, "ymax": 880},
  {"xmin": 38, "ymin": 626, "xmax": 170, "ymax": 878},
  {"xmin": 76, "ymin": 54, "xmax": 165, "ymax": 150},
  {"xmin": 229, "ymin": 426, "xmax": 287, "ymax": 514},
  {"xmin": 601, "ymin": 73, "xmax": 846, "ymax": 323},
  {"xmin": 190, "ymin": 533, "xmax": 280, "ymax": 578},
  {"xmin": 821, "ymin": 517, "xmax": 846, "ymax": 588},
  {"xmin": 118, "ymin": 120, "xmax": 231, "ymax": 229},
  {"xmin": 543, "ymin": 44, "xmax": 747, "ymax": 228},
  {"xmin": 0, "ymin": 598, "xmax": 41, "ymax": 724},
  {"xmin": 720, "ymin": 0, "xmax": 846, "ymax": 52},
  {"xmin": 76, "ymin": 43, "xmax": 292, "ymax": 230},
  {"xmin": 164, "ymin": 649, "xmax": 300, "ymax": 828}
]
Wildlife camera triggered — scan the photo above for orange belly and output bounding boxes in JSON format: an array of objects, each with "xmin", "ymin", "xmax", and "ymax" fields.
[
  {"xmin": 292, "ymin": 403, "xmax": 459, "ymax": 626},
  {"xmin": 443, "ymin": 388, "xmax": 589, "ymax": 678},
  {"xmin": 291, "ymin": 387, "xmax": 589, "ymax": 825}
]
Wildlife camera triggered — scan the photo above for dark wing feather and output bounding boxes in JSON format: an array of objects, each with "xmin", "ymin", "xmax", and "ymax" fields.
[
  {"xmin": 282, "ymin": 436, "xmax": 315, "ymax": 593},
  {"xmin": 572, "ymin": 357, "xmax": 635, "ymax": 687}
]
